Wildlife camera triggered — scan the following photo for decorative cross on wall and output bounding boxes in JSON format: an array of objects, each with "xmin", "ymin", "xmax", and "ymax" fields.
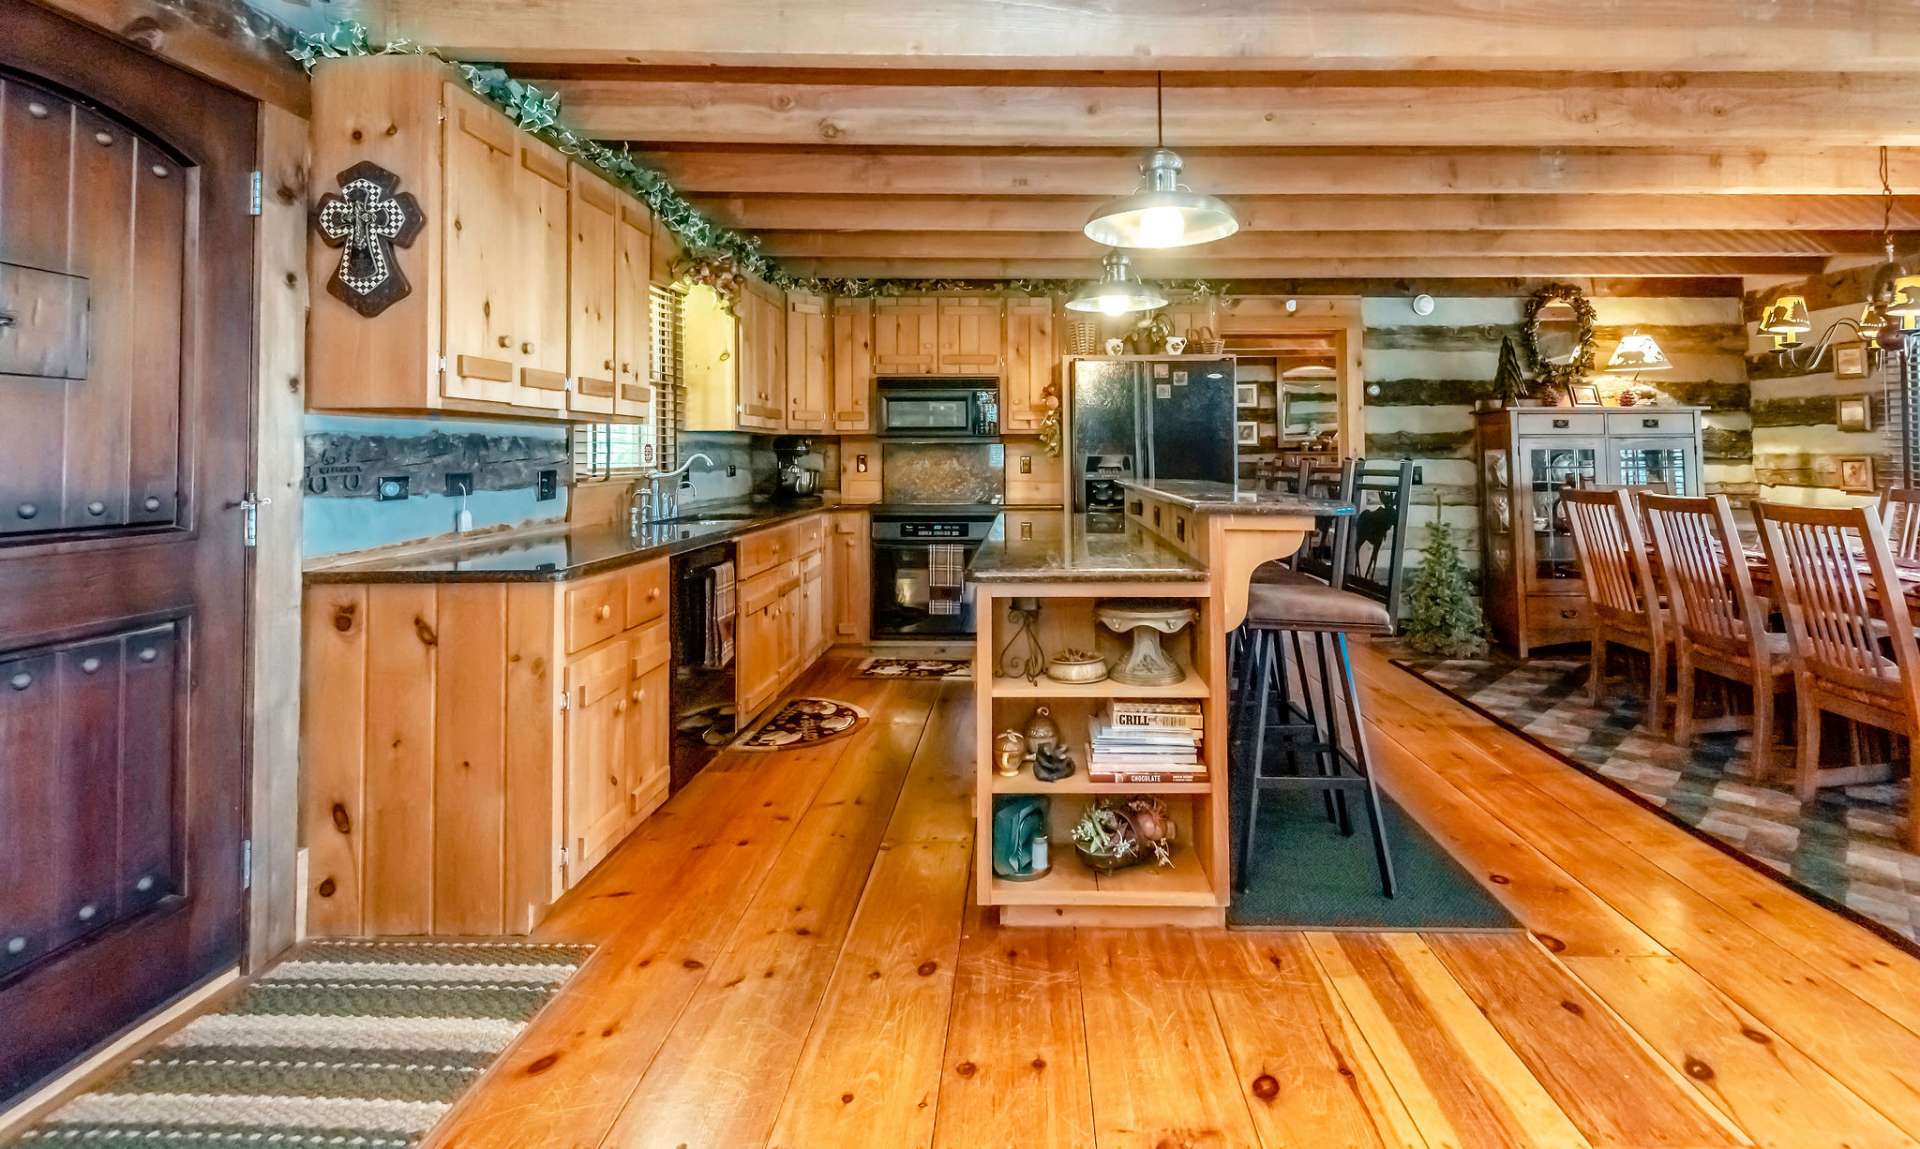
[{"xmin": 315, "ymin": 160, "xmax": 424, "ymax": 317}]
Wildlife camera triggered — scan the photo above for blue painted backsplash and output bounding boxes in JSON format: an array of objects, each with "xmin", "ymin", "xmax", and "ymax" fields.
[{"xmin": 303, "ymin": 414, "xmax": 570, "ymax": 557}]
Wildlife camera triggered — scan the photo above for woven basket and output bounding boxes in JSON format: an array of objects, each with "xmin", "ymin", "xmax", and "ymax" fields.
[
  {"xmin": 1065, "ymin": 318, "xmax": 1100, "ymax": 356},
  {"xmin": 1187, "ymin": 325, "xmax": 1225, "ymax": 355}
]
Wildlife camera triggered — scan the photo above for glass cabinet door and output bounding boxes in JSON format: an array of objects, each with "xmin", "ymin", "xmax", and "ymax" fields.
[
  {"xmin": 1612, "ymin": 439, "xmax": 1695, "ymax": 494},
  {"xmin": 1522, "ymin": 439, "xmax": 1601, "ymax": 586}
]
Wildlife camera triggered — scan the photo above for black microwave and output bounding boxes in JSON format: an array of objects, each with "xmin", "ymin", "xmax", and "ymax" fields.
[{"xmin": 876, "ymin": 379, "xmax": 999, "ymax": 439}]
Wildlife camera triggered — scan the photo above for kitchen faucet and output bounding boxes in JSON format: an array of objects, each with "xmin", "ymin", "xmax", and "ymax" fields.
[{"xmin": 631, "ymin": 453, "xmax": 715, "ymax": 532}]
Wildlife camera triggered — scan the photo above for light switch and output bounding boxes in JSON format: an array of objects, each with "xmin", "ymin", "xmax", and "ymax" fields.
[{"xmin": 1018, "ymin": 455, "xmax": 1032, "ymax": 474}]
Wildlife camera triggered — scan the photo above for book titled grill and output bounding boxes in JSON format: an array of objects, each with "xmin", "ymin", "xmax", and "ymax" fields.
[{"xmin": 1108, "ymin": 700, "xmax": 1203, "ymax": 731}]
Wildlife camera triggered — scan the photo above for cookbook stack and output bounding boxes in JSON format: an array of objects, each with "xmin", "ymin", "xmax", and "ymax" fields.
[{"xmin": 1087, "ymin": 700, "xmax": 1205, "ymax": 784}]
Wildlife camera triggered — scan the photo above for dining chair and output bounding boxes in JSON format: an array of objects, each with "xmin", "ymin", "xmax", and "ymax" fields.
[
  {"xmin": 1642, "ymin": 493, "xmax": 1792, "ymax": 778},
  {"xmin": 1562, "ymin": 486, "xmax": 1670, "ymax": 731},
  {"xmin": 1880, "ymin": 487, "xmax": 1920, "ymax": 562},
  {"xmin": 1755, "ymin": 500, "xmax": 1920, "ymax": 839}
]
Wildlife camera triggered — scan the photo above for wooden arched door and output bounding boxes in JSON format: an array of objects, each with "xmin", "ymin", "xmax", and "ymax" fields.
[{"xmin": 0, "ymin": 0, "xmax": 257, "ymax": 1103}]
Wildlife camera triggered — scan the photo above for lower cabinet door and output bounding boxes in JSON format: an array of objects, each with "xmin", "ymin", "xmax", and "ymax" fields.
[
  {"xmin": 563, "ymin": 638, "xmax": 632, "ymax": 884},
  {"xmin": 736, "ymin": 600, "xmax": 783, "ymax": 719},
  {"xmin": 625, "ymin": 661, "xmax": 670, "ymax": 830}
]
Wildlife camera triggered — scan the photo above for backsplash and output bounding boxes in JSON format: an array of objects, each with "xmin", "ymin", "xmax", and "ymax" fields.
[
  {"xmin": 882, "ymin": 442, "xmax": 1004, "ymax": 505},
  {"xmin": 304, "ymin": 414, "xmax": 569, "ymax": 557},
  {"xmin": 658, "ymin": 432, "xmax": 838, "ymax": 509}
]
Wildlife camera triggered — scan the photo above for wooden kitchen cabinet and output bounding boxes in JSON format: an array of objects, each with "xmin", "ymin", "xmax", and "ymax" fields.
[
  {"xmin": 1002, "ymin": 295, "xmax": 1055, "ymax": 432},
  {"xmin": 685, "ymin": 278, "xmax": 788, "ymax": 432},
  {"xmin": 873, "ymin": 297, "xmax": 938, "ymax": 374},
  {"xmin": 300, "ymin": 557, "xmax": 673, "ymax": 938},
  {"xmin": 736, "ymin": 561, "xmax": 793, "ymax": 720},
  {"xmin": 739, "ymin": 282, "xmax": 787, "ymax": 431},
  {"xmin": 937, "ymin": 295, "xmax": 1004, "ymax": 374},
  {"xmin": 829, "ymin": 510, "xmax": 871, "ymax": 644},
  {"xmin": 830, "ymin": 297, "xmax": 873, "ymax": 432},
  {"xmin": 567, "ymin": 165, "xmax": 620, "ymax": 416},
  {"xmin": 613, "ymin": 200, "xmax": 655, "ymax": 423},
  {"xmin": 786, "ymin": 291, "xmax": 830, "ymax": 433},
  {"xmin": 798, "ymin": 551, "xmax": 826, "ymax": 666},
  {"xmin": 307, "ymin": 55, "xmax": 653, "ymax": 424},
  {"xmin": 734, "ymin": 514, "xmax": 834, "ymax": 723}
]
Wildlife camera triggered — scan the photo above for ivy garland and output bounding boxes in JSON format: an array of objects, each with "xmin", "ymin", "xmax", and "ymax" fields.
[
  {"xmin": 288, "ymin": 21, "xmax": 1222, "ymax": 305},
  {"xmin": 1521, "ymin": 282, "xmax": 1597, "ymax": 393}
]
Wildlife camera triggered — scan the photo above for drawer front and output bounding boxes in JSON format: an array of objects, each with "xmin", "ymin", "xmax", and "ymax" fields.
[
  {"xmin": 566, "ymin": 574, "xmax": 625, "ymax": 654},
  {"xmin": 1606, "ymin": 411, "xmax": 1695, "ymax": 436},
  {"xmin": 1526, "ymin": 594, "xmax": 1591, "ymax": 642},
  {"xmin": 800, "ymin": 549, "xmax": 824, "ymax": 578},
  {"xmin": 738, "ymin": 524, "xmax": 796, "ymax": 580},
  {"xmin": 625, "ymin": 559, "xmax": 669, "ymax": 626},
  {"xmin": 631, "ymin": 617, "xmax": 670, "ymax": 676},
  {"xmin": 794, "ymin": 514, "xmax": 826, "ymax": 557},
  {"xmin": 1514, "ymin": 411, "xmax": 1605, "ymax": 436}
]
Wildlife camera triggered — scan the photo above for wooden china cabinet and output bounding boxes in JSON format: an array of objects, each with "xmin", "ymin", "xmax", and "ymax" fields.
[{"xmin": 1476, "ymin": 405, "xmax": 1705, "ymax": 656}]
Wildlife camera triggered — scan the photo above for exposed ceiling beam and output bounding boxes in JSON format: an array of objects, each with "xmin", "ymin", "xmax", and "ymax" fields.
[
  {"xmin": 541, "ymin": 71, "xmax": 1920, "ymax": 147},
  {"xmin": 334, "ymin": 0, "xmax": 1920, "ymax": 73},
  {"xmin": 639, "ymin": 147, "xmax": 1920, "ymax": 197},
  {"xmin": 692, "ymin": 194, "xmax": 1920, "ymax": 234},
  {"xmin": 775, "ymin": 256, "xmax": 1830, "ymax": 280},
  {"xmin": 758, "ymin": 230, "xmax": 1888, "ymax": 260}
]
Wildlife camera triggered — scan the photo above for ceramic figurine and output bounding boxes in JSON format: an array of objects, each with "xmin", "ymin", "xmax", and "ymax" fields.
[
  {"xmin": 1022, "ymin": 705, "xmax": 1060, "ymax": 757},
  {"xmin": 994, "ymin": 730, "xmax": 1027, "ymax": 778},
  {"xmin": 1031, "ymin": 742, "xmax": 1076, "ymax": 782},
  {"xmin": 992, "ymin": 795, "xmax": 1051, "ymax": 880}
]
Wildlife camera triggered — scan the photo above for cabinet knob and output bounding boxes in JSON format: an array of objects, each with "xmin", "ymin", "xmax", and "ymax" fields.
[
  {"xmin": 596, "ymin": 604, "xmax": 612, "ymax": 621},
  {"xmin": 615, "ymin": 700, "xmax": 627, "ymax": 714},
  {"xmin": 497, "ymin": 335, "xmax": 511, "ymax": 349},
  {"xmin": 521, "ymin": 341, "xmax": 535, "ymax": 355},
  {"xmin": 648, "ymin": 588, "xmax": 660, "ymax": 601},
  {"xmin": 620, "ymin": 361, "xmax": 631, "ymax": 373},
  {"xmin": 631, "ymin": 689, "xmax": 643, "ymax": 703},
  {"xmin": 604, "ymin": 359, "xmax": 614, "ymax": 371}
]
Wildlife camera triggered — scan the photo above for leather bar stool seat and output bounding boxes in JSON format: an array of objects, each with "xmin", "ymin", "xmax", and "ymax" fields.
[{"xmin": 1247, "ymin": 570, "xmax": 1393, "ymax": 636}]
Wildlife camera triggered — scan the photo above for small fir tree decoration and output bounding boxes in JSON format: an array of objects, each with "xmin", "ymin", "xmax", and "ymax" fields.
[
  {"xmin": 1403, "ymin": 513, "xmax": 1488, "ymax": 658},
  {"xmin": 1493, "ymin": 334, "xmax": 1529, "ymax": 406}
]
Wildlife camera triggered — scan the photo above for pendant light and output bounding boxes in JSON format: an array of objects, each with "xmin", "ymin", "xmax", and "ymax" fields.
[
  {"xmin": 1065, "ymin": 251, "xmax": 1168, "ymax": 316},
  {"xmin": 1759, "ymin": 295, "xmax": 1812, "ymax": 335},
  {"xmin": 1083, "ymin": 73, "xmax": 1238, "ymax": 250}
]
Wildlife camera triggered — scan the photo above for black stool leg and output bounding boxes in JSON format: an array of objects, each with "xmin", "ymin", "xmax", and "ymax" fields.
[
  {"xmin": 1334, "ymin": 631, "xmax": 1396, "ymax": 898},
  {"xmin": 1311, "ymin": 632, "xmax": 1352, "ymax": 832},
  {"xmin": 1237, "ymin": 628, "xmax": 1275, "ymax": 893}
]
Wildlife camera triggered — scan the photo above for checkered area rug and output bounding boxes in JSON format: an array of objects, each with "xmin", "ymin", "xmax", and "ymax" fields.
[
  {"xmin": 1396, "ymin": 654, "xmax": 1920, "ymax": 946},
  {"xmin": 19, "ymin": 940, "xmax": 590, "ymax": 1147}
]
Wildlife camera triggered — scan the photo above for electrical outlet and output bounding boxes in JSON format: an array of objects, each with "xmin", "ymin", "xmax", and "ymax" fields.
[
  {"xmin": 855, "ymin": 454, "xmax": 869, "ymax": 474},
  {"xmin": 1018, "ymin": 455, "xmax": 1032, "ymax": 474},
  {"xmin": 727, "ymin": 463, "xmax": 737, "ymax": 478},
  {"xmin": 376, "ymin": 476, "xmax": 409, "ymax": 501},
  {"xmin": 536, "ymin": 469, "xmax": 558, "ymax": 501},
  {"xmin": 444, "ymin": 472, "xmax": 474, "ymax": 497},
  {"xmin": 1412, "ymin": 465, "xmax": 1424, "ymax": 484}
]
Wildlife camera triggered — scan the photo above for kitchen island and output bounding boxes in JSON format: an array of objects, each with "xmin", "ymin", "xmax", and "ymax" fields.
[{"xmin": 970, "ymin": 485, "xmax": 1349, "ymax": 926}]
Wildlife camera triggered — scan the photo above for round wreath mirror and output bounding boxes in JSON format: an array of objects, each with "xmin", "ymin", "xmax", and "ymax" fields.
[{"xmin": 1523, "ymin": 284, "xmax": 1597, "ymax": 389}]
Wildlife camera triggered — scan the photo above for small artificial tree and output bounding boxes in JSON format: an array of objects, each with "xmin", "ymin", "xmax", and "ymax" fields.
[
  {"xmin": 1402, "ymin": 511, "xmax": 1488, "ymax": 659},
  {"xmin": 1493, "ymin": 333, "xmax": 1529, "ymax": 406}
]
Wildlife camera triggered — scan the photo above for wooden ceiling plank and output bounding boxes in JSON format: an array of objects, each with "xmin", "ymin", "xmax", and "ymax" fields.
[
  {"xmin": 690, "ymin": 194, "xmax": 1920, "ymax": 233},
  {"xmin": 336, "ymin": 0, "xmax": 1920, "ymax": 73},
  {"xmin": 757, "ymin": 229, "xmax": 1891, "ymax": 260},
  {"xmin": 641, "ymin": 147, "xmax": 1920, "ymax": 196},
  {"xmin": 775, "ymin": 256, "xmax": 1829, "ymax": 279},
  {"xmin": 543, "ymin": 72, "xmax": 1920, "ymax": 147}
]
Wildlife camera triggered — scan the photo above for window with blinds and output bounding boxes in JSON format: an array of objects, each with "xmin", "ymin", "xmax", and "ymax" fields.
[{"xmin": 572, "ymin": 283, "xmax": 685, "ymax": 479}]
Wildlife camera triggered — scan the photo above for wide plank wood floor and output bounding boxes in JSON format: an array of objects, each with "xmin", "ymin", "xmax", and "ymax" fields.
[{"xmin": 423, "ymin": 644, "xmax": 1920, "ymax": 1149}]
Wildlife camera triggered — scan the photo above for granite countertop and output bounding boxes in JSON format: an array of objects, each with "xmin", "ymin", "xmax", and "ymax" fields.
[
  {"xmin": 968, "ymin": 512, "xmax": 1208, "ymax": 584},
  {"xmin": 1120, "ymin": 478, "xmax": 1354, "ymax": 517},
  {"xmin": 304, "ymin": 500, "xmax": 830, "ymax": 584}
]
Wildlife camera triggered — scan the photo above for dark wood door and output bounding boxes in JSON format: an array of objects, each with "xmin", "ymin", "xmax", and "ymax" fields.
[{"xmin": 0, "ymin": 0, "xmax": 256, "ymax": 1103}]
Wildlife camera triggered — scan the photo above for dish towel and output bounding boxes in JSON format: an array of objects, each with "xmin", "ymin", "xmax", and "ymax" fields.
[
  {"xmin": 929, "ymin": 544, "xmax": 965, "ymax": 616},
  {"xmin": 705, "ymin": 560, "xmax": 737, "ymax": 668}
]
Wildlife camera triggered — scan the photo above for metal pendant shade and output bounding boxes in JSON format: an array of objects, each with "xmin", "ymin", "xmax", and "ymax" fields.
[
  {"xmin": 1760, "ymin": 294, "xmax": 1813, "ymax": 335},
  {"xmin": 1065, "ymin": 251, "xmax": 1167, "ymax": 315},
  {"xmin": 1083, "ymin": 75, "xmax": 1237, "ymax": 250},
  {"xmin": 1887, "ymin": 275, "xmax": 1920, "ymax": 320}
]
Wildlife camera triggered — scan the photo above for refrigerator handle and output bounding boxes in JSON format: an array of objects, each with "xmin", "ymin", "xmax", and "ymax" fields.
[{"xmin": 1140, "ymin": 365, "xmax": 1157, "ymax": 482}]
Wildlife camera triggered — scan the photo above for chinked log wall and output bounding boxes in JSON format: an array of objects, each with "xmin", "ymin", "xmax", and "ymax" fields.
[
  {"xmin": 1357, "ymin": 287, "xmax": 1751, "ymax": 574},
  {"xmin": 1743, "ymin": 263, "xmax": 1891, "ymax": 501}
]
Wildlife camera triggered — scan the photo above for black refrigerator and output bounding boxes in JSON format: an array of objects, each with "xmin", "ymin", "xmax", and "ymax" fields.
[{"xmin": 1069, "ymin": 356, "xmax": 1238, "ymax": 511}]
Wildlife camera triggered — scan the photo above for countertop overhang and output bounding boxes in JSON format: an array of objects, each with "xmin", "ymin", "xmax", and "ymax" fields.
[
  {"xmin": 1118, "ymin": 478, "xmax": 1355, "ymax": 517},
  {"xmin": 967, "ymin": 512, "xmax": 1208, "ymax": 584}
]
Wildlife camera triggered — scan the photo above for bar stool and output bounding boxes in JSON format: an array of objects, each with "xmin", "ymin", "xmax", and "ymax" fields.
[{"xmin": 1232, "ymin": 463, "xmax": 1405, "ymax": 898}]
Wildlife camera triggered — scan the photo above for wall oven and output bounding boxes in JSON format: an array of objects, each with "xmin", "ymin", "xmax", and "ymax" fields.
[
  {"xmin": 870, "ymin": 511, "xmax": 998, "ymax": 638},
  {"xmin": 877, "ymin": 378, "xmax": 1000, "ymax": 439}
]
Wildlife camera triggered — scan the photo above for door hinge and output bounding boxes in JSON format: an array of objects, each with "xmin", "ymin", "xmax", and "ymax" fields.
[
  {"xmin": 558, "ymin": 689, "xmax": 571, "ymax": 712},
  {"xmin": 556, "ymin": 845, "xmax": 569, "ymax": 871},
  {"xmin": 242, "ymin": 839, "xmax": 253, "ymax": 889},
  {"xmin": 437, "ymin": 355, "xmax": 449, "ymax": 378},
  {"xmin": 248, "ymin": 170, "xmax": 263, "ymax": 216}
]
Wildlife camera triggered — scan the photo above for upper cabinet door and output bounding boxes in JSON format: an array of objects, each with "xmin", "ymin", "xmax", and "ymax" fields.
[
  {"xmin": 567, "ymin": 166, "xmax": 618, "ymax": 416},
  {"xmin": 936, "ymin": 295, "xmax": 1003, "ymax": 374},
  {"xmin": 872, "ymin": 298, "xmax": 936, "ymax": 374},
  {"xmin": 513, "ymin": 141, "xmax": 571, "ymax": 411},
  {"xmin": 738, "ymin": 286, "xmax": 786, "ymax": 430},
  {"xmin": 1002, "ymin": 296, "xmax": 1053, "ymax": 433},
  {"xmin": 786, "ymin": 292, "xmax": 829, "ymax": 433},
  {"xmin": 613, "ymin": 200, "xmax": 654, "ymax": 423},
  {"xmin": 830, "ymin": 297, "xmax": 872, "ymax": 433},
  {"xmin": 440, "ymin": 83, "xmax": 519, "ymax": 407}
]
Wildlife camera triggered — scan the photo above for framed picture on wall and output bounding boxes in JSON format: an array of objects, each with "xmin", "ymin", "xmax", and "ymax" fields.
[
  {"xmin": 1834, "ymin": 341, "xmax": 1870, "ymax": 380},
  {"xmin": 1837, "ymin": 394, "xmax": 1873, "ymax": 433},
  {"xmin": 1235, "ymin": 383, "xmax": 1258, "ymax": 408},
  {"xmin": 1236, "ymin": 420, "xmax": 1259, "ymax": 446},
  {"xmin": 1566, "ymin": 382, "xmax": 1603, "ymax": 407},
  {"xmin": 1838, "ymin": 455, "xmax": 1876, "ymax": 493}
]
